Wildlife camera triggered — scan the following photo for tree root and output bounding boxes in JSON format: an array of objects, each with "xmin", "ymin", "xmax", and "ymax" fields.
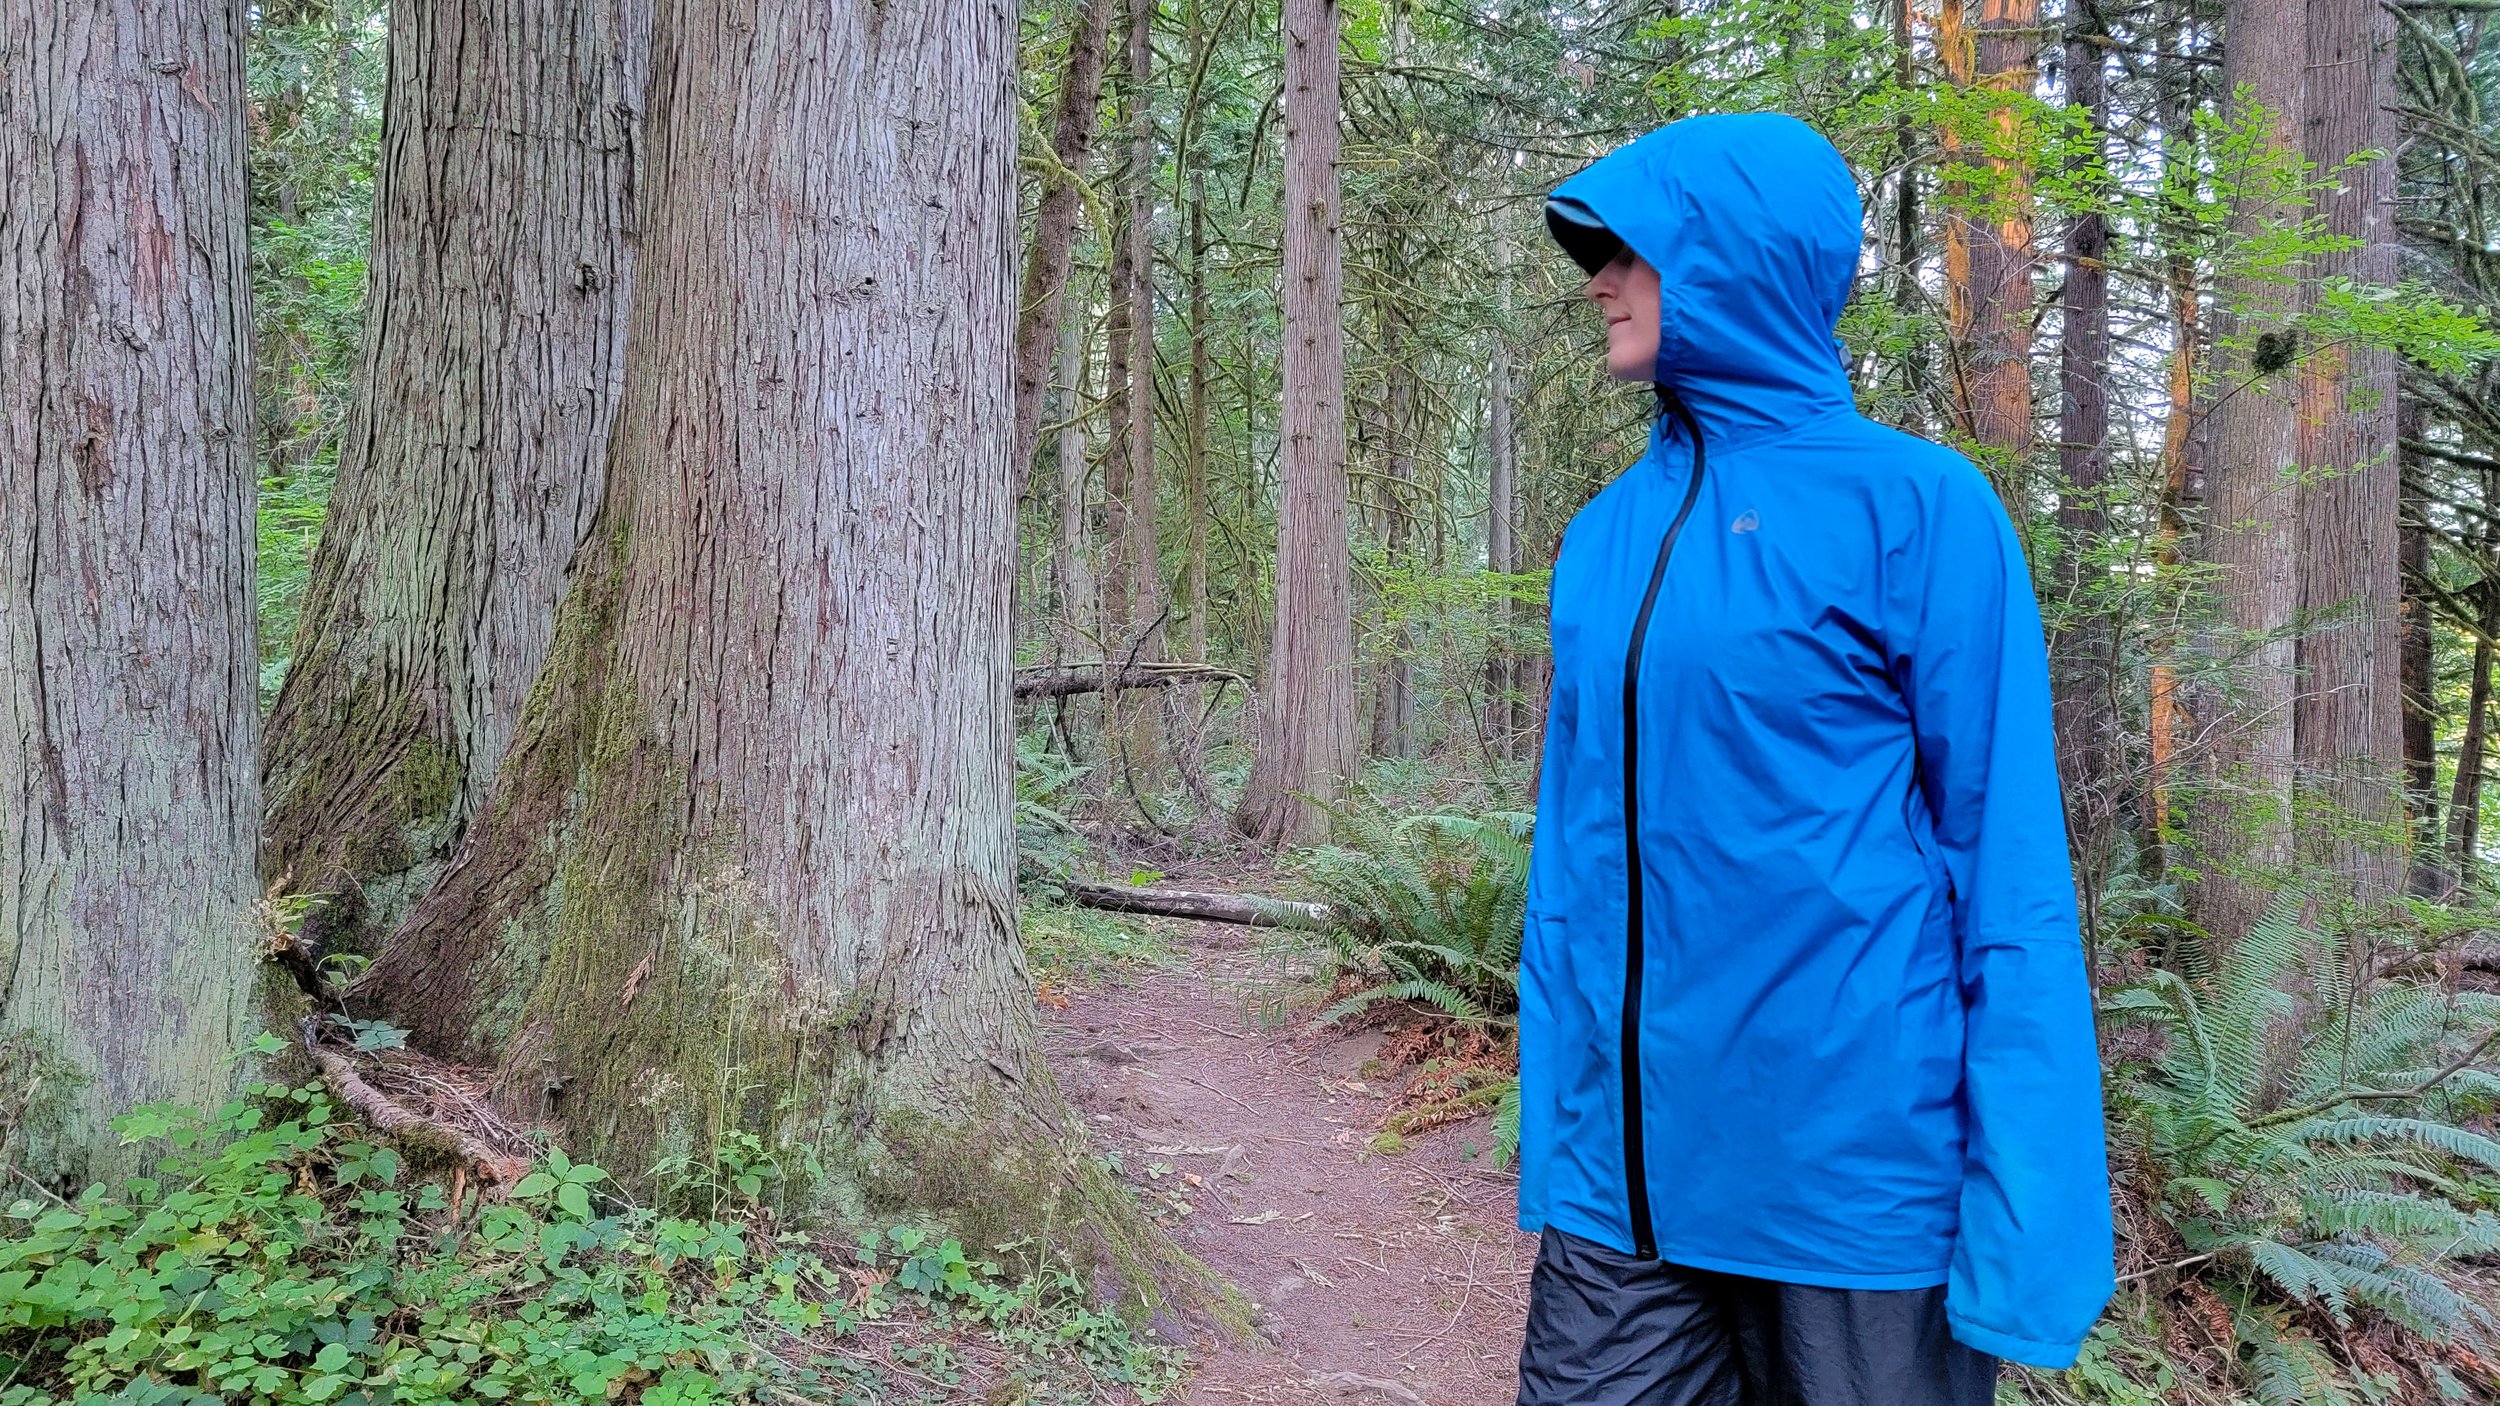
[{"xmin": 299, "ymin": 1017, "xmax": 533, "ymax": 1189}]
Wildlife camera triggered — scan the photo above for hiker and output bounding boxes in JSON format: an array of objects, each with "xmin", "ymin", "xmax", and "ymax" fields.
[{"xmin": 1514, "ymin": 113, "xmax": 2115, "ymax": 1405}]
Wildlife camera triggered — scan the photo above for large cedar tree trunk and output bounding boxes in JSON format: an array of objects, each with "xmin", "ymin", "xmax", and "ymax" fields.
[
  {"xmin": 1237, "ymin": 0, "xmax": 1356, "ymax": 845},
  {"xmin": 262, "ymin": 0, "xmax": 647, "ymax": 951},
  {"xmin": 2293, "ymin": 0, "xmax": 2405, "ymax": 900},
  {"xmin": 2188, "ymin": 0, "xmax": 2306, "ymax": 939},
  {"xmin": 1, "ymin": 0, "xmax": 265, "ymax": 1182},
  {"xmin": 351, "ymin": 0, "xmax": 1194, "ymax": 1288}
]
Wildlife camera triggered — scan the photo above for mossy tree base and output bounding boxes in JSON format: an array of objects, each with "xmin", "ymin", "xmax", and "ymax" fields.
[{"xmin": 346, "ymin": 0, "xmax": 1229, "ymax": 1337}]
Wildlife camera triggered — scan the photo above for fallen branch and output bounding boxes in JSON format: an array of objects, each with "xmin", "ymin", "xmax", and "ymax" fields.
[
  {"xmin": 1013, "ymin": 661, "xmax": 1245, "ymax": 700},
  {"xmin": 1057, "ymin": 878, "xmax": 1335, "ymax": 931},
  {"xmin": 300, "ymin": 1017, "xmax": 532, "ymax": 1188}
]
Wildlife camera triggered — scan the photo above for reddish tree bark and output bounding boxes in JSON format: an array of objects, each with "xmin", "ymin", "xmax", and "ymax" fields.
[{"xmin": 2294, "ymin": 0, "xmax": 2405, "ymax": 899}]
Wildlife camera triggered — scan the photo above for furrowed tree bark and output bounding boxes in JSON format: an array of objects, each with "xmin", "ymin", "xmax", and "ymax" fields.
[
  {"xmin": 1940, "ymin": 0, "xmax": 2039, "ymax": 501},
  {"xmin": 1099, "ymin": 0, "xmax": 1168, "ymax": 795},
  {"xmin": 2144, "ymin": 6, "xmax": 2201, "ymax": 878},
  {"xmin": 1184, "ymin": 174, "xmax": 1213, "ymax": 681},
  {"xmin": 2053, "ymin": 1, "xmax": 2116, "ymax": 896},
  {"xmin": 262, "ymin": 0, "xmax": 647, "ymax": 954},
  {"xmin": 350, "ymin": 0, "xmax": 1220, "ymax": 1313},
  {"xmin": 2050, "ymin": 5, "xmax": 2110, "ymax": 890},
  {"xmin": 2448, "ymin": 535, "xmax": 2497, "ymax": 867},
  {"xmin": 1, "ymin": 0, "xmax": 265, "ymax": 1183},
  {"xmin": 1011, "ymin": 0, "xmax": 1114, "ymax": 479},
  {"xmin": 2294, "ymin": 0, "xmax": 2405, "ymax": 902},
  {"xmin": 1237, "ymin": 0, "xmax": 1356, "ymax": 846},
  {"xmin": 2188, "ymin": 0, "xmax": 2306, "ymax": 940},
  {"xmin": 1369, "ymin": 289, "xmax": 1415, "ymax": 762}
]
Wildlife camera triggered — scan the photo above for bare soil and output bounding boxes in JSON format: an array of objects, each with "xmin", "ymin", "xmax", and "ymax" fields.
[{"xmin": 1043, "ymin": 915, "xmax": 1535, "ymax": 1406}]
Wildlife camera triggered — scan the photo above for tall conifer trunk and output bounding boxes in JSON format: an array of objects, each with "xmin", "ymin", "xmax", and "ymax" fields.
[
  {"xmin": 2294, "ymin": 0, "xmax": 2405, "ymax": 900},
  {"xmin": 1, "ymin": 0, "xmax": 266, "ymax": 1182},
  {"xmin": 352, "ymin": 0, "xmax": 1205, "ymax": 1297},
  {"xmin": 2188, "ymin": 0, "xmax": 2307, "ymax": 939},
  {"xmin": 1237, "ymin": 0, "xmax": 1355, "ymax": 845},
  {"xmin": 262, "ymin": 0, "xmax": 647, "ymax": 950}
]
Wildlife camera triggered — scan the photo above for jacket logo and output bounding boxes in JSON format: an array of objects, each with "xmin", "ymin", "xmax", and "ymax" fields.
[{"xmin": 1731, "ymin": 509, "xmax": 1759, "ymax": 534}]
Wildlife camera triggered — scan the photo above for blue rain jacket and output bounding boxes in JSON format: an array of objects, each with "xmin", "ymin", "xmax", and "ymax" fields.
[{"xmin": 1517, "ymin": 114, "xmax": 2115, "ymax": 1370}]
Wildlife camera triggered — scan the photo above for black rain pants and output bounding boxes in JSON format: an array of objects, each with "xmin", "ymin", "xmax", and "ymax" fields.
[{"xmin": 1514, "ymin": 1228, "xmax": 1999, "ymax": 1406}]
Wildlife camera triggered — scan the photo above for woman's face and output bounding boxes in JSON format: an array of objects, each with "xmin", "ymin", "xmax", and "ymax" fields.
[{"xmin": 1585, "ymin": 247, "xmax": 1662, "ymax": 382}]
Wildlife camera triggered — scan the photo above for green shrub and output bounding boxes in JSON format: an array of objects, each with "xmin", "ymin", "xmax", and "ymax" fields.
[
  {"xmin": 1288, "ymin": 807, "xmax": 1531, "ymax": 1028},
  {"xmin": 0, "ymin": 1074, "xmax": 1177, "ymax": 1406},
  {"xmin": 2091, "ymin": 889, "xmax": 2500, "ymax": 1402},
  {"xmin": 1288, "ymin": 808, "xmax": 1531, "ymax": 1166}
]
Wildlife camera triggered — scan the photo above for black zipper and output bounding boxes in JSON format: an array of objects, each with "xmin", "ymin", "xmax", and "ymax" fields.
[{"xmin": 1618, "ymin": 393, "xmax": 1707, "ymax": 1262}]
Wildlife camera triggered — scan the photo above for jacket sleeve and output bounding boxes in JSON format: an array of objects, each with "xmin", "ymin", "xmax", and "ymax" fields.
[
  {"xmin": 1516, "ymin": 563, "xmax": 1577, "ymax": 1232},
  {"xmin": 1525, "ymin": 553, "xmax": 1577, "ymax": 918},
  {"xmin": 1893, "ymin": 467, "xmax": 2114, "ymax": 1370}
]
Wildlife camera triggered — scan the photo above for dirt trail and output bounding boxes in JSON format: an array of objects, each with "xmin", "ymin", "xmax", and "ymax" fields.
[{"xmin": 1043, "ymin": 917, "xmax": 1534, "ymax": 1406}]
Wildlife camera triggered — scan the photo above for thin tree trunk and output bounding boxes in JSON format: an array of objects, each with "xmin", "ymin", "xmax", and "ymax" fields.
[
  {"xmin": 2399, "ymin": 400, "xmax": 2438, "ymax": 847},
  {"xmin": 2188, "ymin": 0, "xmax": 2307, "ymax": 940},
  {"xmin": 1011, "ymin": 0, "xmax": 1115, "ymax": 478},
  {"xmin": 2448, "ymin": 527, "xmax": 2498, "ymax": 867},
  {"xmin": 1099, "ymin": 0, "xmax": 1167, "ymax": 796},
  {"xmin": 2053, "ymin": 0, "xmax": 2115, "ymax": 894},
  {"xmin": 1941, "ymin": 0, "xmax": 2039, "ymax": 499},
  {"xmin": 2145, "ymin": 3, "xmax": 2200, "ymax": 876},
  {"xmin": 1486, "ymin": 319, "xmax": 1517, "ymax": 762},
  {"xmin": 1053, "ymin": 305, "xmax": 1096, "ymax": 643},
  {"xmin": 347, "ymin": 0, "xmax": 1214, "ymax": 1308},
  {"xmin": 1, "ymin": 0, "xmax": 265, "ymax": 1184},
  {"xmin": 1237, "ymin": 0, "xmax": 1355, "ymax": 845},
  {"xmin": 2294, "ymin": 0, "xmax": 2405, "ymax": 901},
  {"xmin": 1369, "ymin": 297, "xmax": 1415, "ymax": 762},
  {"xmin": 1186, "ymin": 177, "xmax": 1212, "ymax": 675},
  {"xmin": 1890, "ymin": 0, "xmax": 1929, "ymax": 431},
  {"xmin": 262, "ymin": 0, "xmax": 647, "ymax": 953}
]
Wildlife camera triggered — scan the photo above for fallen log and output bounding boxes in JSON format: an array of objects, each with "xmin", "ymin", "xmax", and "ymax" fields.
[
  {"xmin": 1058, "ymin": 878, "xmax": 1335, "ymax": 931},
  {"xmin": 1013, "ymin": 662, "xmax": 1245, "ymax": 700}
]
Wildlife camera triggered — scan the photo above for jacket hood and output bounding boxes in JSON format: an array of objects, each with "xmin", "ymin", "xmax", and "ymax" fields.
[{"xmin": 1550, "ymin": 113, "xmax": 1863, "ymax": 449}]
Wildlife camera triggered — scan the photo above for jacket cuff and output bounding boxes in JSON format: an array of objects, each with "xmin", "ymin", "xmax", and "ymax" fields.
[{"xmin": 1945, "ymin": 1312, "xmax": 2081, "ymax": 1371}]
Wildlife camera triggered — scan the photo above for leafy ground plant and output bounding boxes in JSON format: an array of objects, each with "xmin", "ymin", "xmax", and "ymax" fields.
[
  {"xmin": 0, "ymin": 1074, "xmax": 1180, "ymax": 1406},
  {"xmin": 1289, "ymin": 807, "xmax": 1531, "ymax": 1166},
  {"xmin": 2023, "ymin": 890, "xmax": 2500, "ymax": 1405}
]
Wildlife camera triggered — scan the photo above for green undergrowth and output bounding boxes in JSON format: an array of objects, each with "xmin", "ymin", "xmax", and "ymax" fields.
[
  {"xmin": 0, "ymin": 1077, "xmax": 1183, "ymax": 1406},
  {"xmin": 1020, "ymin": 905, "xmax": 1170, "ymax": 989}
]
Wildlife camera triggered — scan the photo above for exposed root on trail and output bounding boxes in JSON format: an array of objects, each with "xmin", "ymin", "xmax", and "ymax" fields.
[{"xmin": 299, "ymin": 1015, "xmax": 534, "ymax": 1189}]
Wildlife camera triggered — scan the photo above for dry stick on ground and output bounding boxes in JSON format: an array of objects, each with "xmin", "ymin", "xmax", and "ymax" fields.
[{"xmin": 1058, "ymin": 878, "xmax": 1335, "ymax": 930}]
